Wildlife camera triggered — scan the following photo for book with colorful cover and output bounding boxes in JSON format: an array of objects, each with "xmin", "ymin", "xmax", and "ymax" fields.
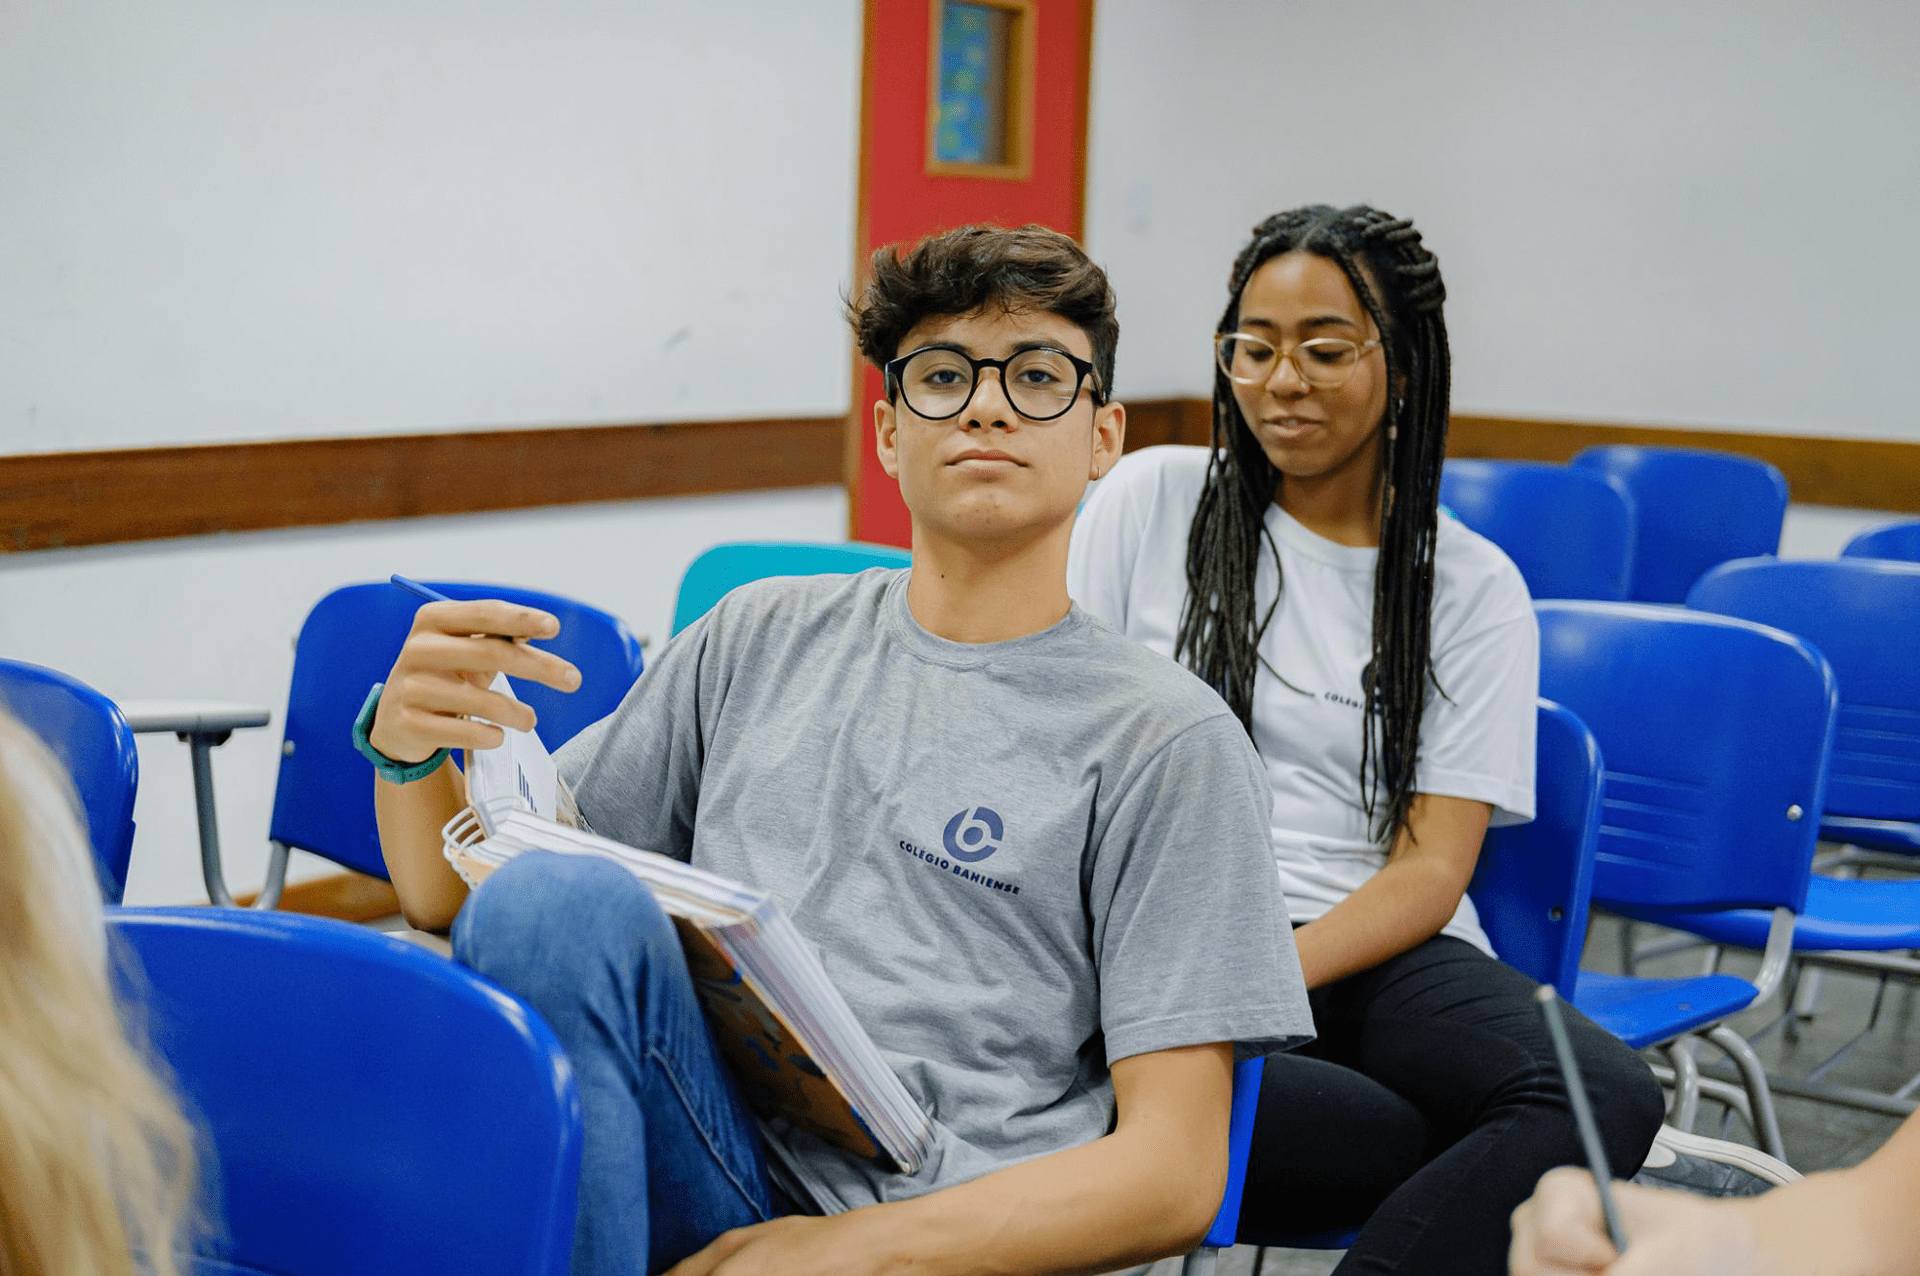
[{"xmin": 441, "ymin": 678, "xmax": 932, "ymax": 1172}]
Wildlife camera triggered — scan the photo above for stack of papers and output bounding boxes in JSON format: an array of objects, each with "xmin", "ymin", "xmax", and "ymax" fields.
[{"xmin": 441, "ymin": 686, "xmax": 933, "ymax": 1173}]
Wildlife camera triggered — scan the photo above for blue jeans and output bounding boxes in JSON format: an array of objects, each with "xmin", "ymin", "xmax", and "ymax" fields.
[{"xmin": 453, "ymin": 852, "xmax": 780, "ymax": 1276}]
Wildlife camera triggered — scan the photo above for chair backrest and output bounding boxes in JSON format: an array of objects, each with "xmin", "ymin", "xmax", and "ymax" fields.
[
  {"xmin": 1439, "ymin": 460, "xmax": 1635, "ymax": 600},
  {"xmin": 0, "ymin": 658, "xmax": 138, "ymax": 903},
  {"xmin": 1688, "ymin": 557, "xmax": 1920, "ymax": 824},
  {"xmin": 1468, "ymin": 699, "xmax": 1603, "ymax": 993},
  {"xmin": 1570, "ymin": 445, "xmax": 1789, "ymax": 604},
  {"xmin": 270, "ymin": 581, "xmax": 644, "ymax": 878},
  {"xmin": 111, "ymin": 907, "xmax": 580, "ymax": 1276},
  {"xmin": 671, "ymin": 541, "xmax": 912, "ymax": 637},
  {"xmin": 1842, "ymin": 519, "xmax": 1920, "ymax": 564},
  {"xmin": 1535, "ymin": 601, "xmax": 1835, "ymax": 915}
]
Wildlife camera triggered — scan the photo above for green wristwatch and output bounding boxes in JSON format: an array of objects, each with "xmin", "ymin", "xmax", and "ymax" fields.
[{"xmin": 351, "ymin": 682, "xmax": 451, "ymax": 784}]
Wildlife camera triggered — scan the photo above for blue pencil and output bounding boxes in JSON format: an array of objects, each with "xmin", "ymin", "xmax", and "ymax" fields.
[{"xmin": 390, "ymin": 575, "xmax": 522, "ymax": 642}]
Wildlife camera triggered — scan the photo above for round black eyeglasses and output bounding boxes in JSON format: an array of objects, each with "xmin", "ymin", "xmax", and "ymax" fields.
[{"xmin": 884, "ymin": 345, "xmax": 1106, "ymax": 422}]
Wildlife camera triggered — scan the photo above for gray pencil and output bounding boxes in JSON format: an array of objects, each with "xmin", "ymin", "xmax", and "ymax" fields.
[{"xmin": 1535, "ymin": 984, "xmax": 1630, "ymax": 1255}]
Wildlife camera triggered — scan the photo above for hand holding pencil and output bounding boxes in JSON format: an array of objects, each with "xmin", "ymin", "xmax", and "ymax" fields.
[
  {"xmin": 1512, "ymin": 985, "xmax": 1766, "ymax": 1276},
  {"xmin": 369, "ymin": 576, "xmax": 582, "ymax": 766},
  {"xmin": 1509, "ymin": 1167, "xmax": 1764, "ymax": 1275}
]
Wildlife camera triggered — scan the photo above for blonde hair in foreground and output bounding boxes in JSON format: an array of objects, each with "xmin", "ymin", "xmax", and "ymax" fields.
[{"xmin": 0, "ymin": 712, "xmax": 199, "ymax": 1276}]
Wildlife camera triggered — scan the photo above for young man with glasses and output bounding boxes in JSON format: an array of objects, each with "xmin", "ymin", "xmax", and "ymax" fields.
[{"xmin": 362, "ymin": 223, "xmax": 1309, "ymax": 1276}]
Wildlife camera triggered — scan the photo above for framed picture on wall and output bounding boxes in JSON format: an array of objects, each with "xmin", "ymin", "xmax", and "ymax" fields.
[{"xmin": 925, "ymin": 0, "xmax": 1035, "ymax": 179}]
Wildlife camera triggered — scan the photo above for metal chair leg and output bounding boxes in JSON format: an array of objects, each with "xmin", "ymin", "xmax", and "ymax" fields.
[
  {"xmin": 1705, "ymin": 1024, "xmax": 1787, "ymax": 1162},
  {"xmin": 1180, "ymin": 1245, "xmax": 1219, "ymax": 1276},
  {"xmin": 187, "ymin": 730, "xmax": 287, "ymax": 908},
  {"xmin": 1794, "ymin": 861, "xmax": 1862, "ymax": 1021},
  {"xmin": 1665, "ymin": 1039, "xmax": 1702, "ymax": 1132}
]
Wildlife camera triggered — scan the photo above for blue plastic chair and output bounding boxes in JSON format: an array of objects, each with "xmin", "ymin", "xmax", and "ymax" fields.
[
  {"xmin": 1244, "ymin": 699, "xmax": 1608, "ymax": 1259},
  {"xmin": 1439, "ymin": 460, "xmax": 1635, "ymax": 601},
  {"xmin": 0, "ymin": 658, "xmax": 139, "ymax": 903},
  {"xmin": 1690, "ymin": 558, "xmax": 1920, "ymax": 863},
  {"xmin": 1470, "ymin": 699, "xmax": 1607, "ymax": 994},
  {"xmin": 1682, "ymin": 557, "xmax": 1920, "ymax": 1115},
  {"xmin": 1535, "ymin": 601, "xmax": 1836, "ymax": 1159},
  {"xmin": 1182, "ymin": 1055, "xmax": 1266, "ymax": 1276},
  {"xmin": 220, "ymin": 580, "xmax": 644, "ymax": 906},
  {"xmin": 1842, "ymin": 519, "xmax": 1920, "ymax": 564},
  {"xmin": 670, "ymin": 541, "xmax": 911, "ymax": 637},
  {"xmin": 111, "ymin": 906, "xmax": 580, "ymax": 1276},
  {"xmin": 1571, "ymin": 445, "xmax": 1789, "ymax": 604}
]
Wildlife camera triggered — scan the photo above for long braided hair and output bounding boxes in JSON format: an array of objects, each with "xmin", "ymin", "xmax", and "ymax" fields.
[{"xmin": 1174, "ymin": 205, "xmax": 1450, "ymax": 846}]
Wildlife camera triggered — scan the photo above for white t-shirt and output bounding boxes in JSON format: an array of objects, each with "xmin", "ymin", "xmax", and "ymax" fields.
[{"xmin": 1067, "ymin": 445, "xmax": 1538, "ymax": 954}]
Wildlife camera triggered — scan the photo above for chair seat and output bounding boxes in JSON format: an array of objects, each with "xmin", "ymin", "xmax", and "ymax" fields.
[
  {"xmin": 1572, "ymin": 970, "xmax": 1760, "ymax": 1049},
  {"xmin": 1243, "ymin": 1225, "xmax": 1363, "ymax": 1251},
  {"xmin": 1822, "ymin": 816, "xmax": 1920, "ymax": 857},
  {"xmin": 1650, "ymin": 877, "xmax": 1920, "ymax": 952}
]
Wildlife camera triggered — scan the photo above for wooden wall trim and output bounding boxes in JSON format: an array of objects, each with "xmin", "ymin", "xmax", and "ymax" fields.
[
  {"xmin": 1447, "ymin": 415, "xmax": 1920, "ymax": 513},
  {"xmin": 1122, "ymin": 400, "xmax": 1920, "ymax": 515},
  {"xmin": 0, "ymin": 417, "xmax": 843, "ymax": 552},
  {"xmin": 7, "ymin": 405, "xmax": 1914, "ymax": 554}
]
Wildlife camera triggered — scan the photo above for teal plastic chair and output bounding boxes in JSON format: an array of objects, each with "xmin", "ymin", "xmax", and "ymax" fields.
[{"xmin": 670, "ymin": 541, "xmax": 911, "ymax": 637}]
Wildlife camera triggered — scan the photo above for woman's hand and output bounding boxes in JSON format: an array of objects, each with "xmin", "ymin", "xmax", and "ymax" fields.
[{"xmin": 369, "ymin": 599, "xmax": 581, "ymax": 763}]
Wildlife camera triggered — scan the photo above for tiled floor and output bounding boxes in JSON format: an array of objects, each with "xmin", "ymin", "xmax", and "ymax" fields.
[{"xmin": 1146, "ymin": 909, "xmax": 1917, "ymax": 1276}]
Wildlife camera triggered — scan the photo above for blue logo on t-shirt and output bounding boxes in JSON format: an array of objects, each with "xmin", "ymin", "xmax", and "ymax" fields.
[{"xmin": 943, "ymin": 807, "xmax": 1003, "ymax": 862}]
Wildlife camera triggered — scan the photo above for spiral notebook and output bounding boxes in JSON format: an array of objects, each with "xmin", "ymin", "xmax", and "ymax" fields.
[{"xmin": 441, "ymin": 679, "xmax": 932, "ymax": 1173}]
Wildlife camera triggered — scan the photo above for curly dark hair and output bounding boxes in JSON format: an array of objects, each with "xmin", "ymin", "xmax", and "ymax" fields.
[
  {"xmin": 1176, "ymin": 204, "xmax": 1451, "ymax": 846},
  {"xmin": 848, "ymin": 223, "xmax": 1118, "ymax": 399}
]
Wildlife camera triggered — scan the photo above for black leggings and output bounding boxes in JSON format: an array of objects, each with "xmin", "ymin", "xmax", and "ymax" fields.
[{"xmin": 1238, "ymin": 935, "xmax": 1664, "ymax": 1275}]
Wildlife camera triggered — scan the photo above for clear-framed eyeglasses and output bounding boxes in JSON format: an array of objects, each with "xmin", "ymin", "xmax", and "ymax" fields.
[
  {"xmin": 885, "ymin": 345, "xmax": 1106, "ymax": 422},
  {"xmin": 1214, "ymin": 331, "xmax": 1383, "ymax": 390}
]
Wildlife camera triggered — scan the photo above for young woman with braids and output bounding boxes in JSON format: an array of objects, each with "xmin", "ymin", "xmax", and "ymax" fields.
[{"xmin": 1068, "ymin": 205, "xmax": 1663, "ymax": 1274}]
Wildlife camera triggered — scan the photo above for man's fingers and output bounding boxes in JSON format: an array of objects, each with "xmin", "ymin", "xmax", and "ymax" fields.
[
  {"xmin": 378, "ymin": 701, "xmax": 506, "ymax": 755},
  {"xmin": 401, "ymin": 629, "xmax": 582, "ymax": 694},
  {"xmin": 396, "ymin": 673, "xmax": 539, "ymax": 734},
  {"xmin": 412, "ymin": 599, "xmax": 561, "ymax": 642}
]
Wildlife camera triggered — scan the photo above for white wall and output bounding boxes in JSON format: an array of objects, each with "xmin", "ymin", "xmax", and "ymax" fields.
[
  {"xmin": 0, "ymin": 0, "xmax": 862, "ymax": 453},
  {"xmin": 0, "ymin": 486, "xmax": 847, "ymax": 904},
  {"xmin": 7, "ymin": 0, "xmax": 1917, "ymax": 902},
  {"xmin": 0, "ymin": 0, "xmax": 864, "ymax": 902},
  {"xmin": 1086, "ymin": 2, "xmax": 1920, "ymax": 440}
]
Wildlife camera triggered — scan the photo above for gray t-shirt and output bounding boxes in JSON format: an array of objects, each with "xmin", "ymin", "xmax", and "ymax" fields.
[{"xmin": 556, "ymin": 568, "xmax": 1311, "ymax": 1212}]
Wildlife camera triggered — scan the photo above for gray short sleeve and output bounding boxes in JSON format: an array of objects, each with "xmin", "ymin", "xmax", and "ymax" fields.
[{"xmin": 1088, "ymin": 713, "xmax": 1309, "ymax": 1063}]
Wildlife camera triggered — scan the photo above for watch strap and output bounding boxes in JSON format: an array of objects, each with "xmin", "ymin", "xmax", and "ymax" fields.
[{"xmin": 351, "ymin": 682, "xmax": 450, "ymax": 785}]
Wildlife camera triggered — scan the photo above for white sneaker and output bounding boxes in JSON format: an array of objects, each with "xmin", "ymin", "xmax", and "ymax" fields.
[{"xmin": 1631, "ymin": 1124, "xmax": 1801, "ymax": 1197}]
